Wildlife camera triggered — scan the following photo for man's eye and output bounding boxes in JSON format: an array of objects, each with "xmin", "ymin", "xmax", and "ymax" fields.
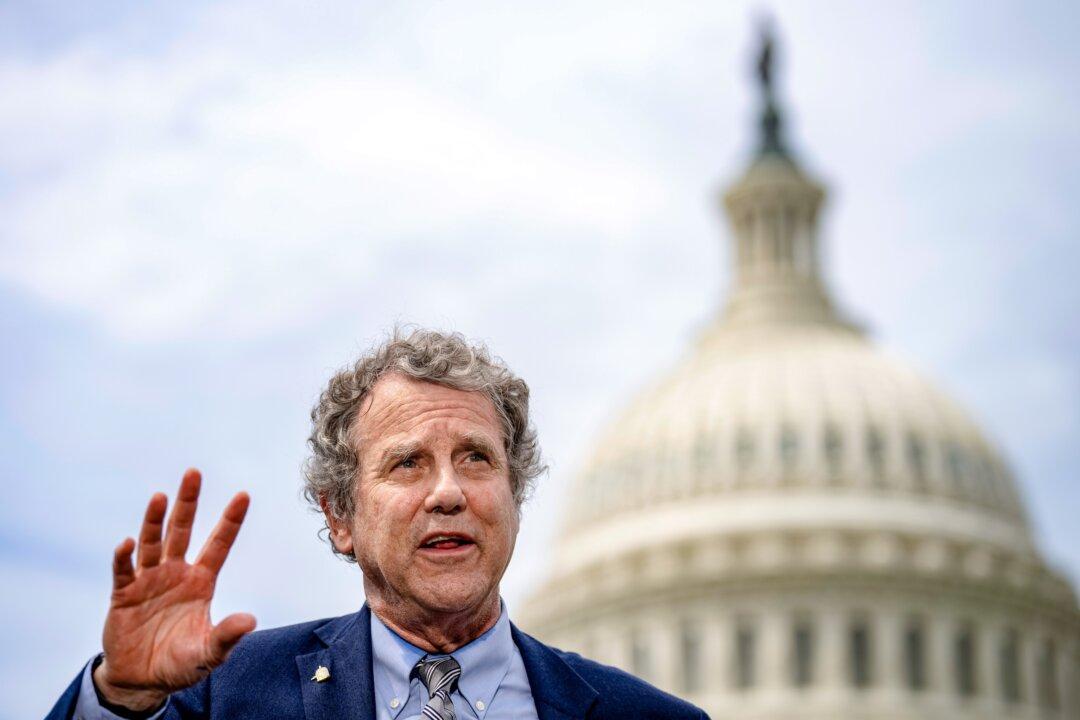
[
  {"xmin": 467, "ymin": 451, "xmax": 489, "ymax": 463},
  {"xmin": 397, "ymin": 457, "xmax": 418, "ymax": 469}
]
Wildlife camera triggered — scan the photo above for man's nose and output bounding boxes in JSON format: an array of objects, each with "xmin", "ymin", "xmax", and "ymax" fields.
[{"xmin": 424, "ymin": 463, "xmax": 467, "ymax": 514}]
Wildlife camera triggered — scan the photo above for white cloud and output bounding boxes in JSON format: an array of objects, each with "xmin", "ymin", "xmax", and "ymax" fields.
[{"xmin": 2, "ymin": 9, "xmax": 675, "ymax": 342}]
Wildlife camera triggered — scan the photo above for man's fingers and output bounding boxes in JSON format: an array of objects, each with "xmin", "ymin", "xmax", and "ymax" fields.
[
  {"xmin": 136, "ymin": 493, "xmax": 167, "ymax": 568},
  {"xmin": 113, "ymin": 538, "xmax": 136, "ymax": 590},
  {"xmin": 163, "ymin": 469, "xmax": 201, "ymax": 560},
  {"xmin": 207, "ymin": 613, "xmax": 256, "ymax": 666},
  {"xmin": 195, "ymin": 492, "xmax": 250, "ymax": 576}
]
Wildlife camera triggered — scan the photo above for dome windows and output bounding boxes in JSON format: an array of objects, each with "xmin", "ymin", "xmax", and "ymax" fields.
[
  {"xmin": 865, "ymin": 428, "xmax": 886, "ymax": 485},
  {"xmin": 792, "ymin": 618, "xmax": 815, "ymax": 688},
  {"xmin": 734, "ymin": 618, "xmax": 757, "ymax": 689},
  {"xmin": 946, "ymin": 443, "xmax": 967, "ymax": 497},
  {"xmin": 692, "ymin": 435, "xmax": 715, "ymax": 487},
  {"xmin": 906, "ymin": 433, "xmax": 928, "ymax": 492},
  {"xmin": 629, "ymin": 626, "xmax": 652, "ymax": 683},
  {"xmin": 621, "ymin": 453, "xmax": 644, "ymax": 509},
  {"xmin": 823, "ymin": 424, "xmax": 844, "ymax": 482},
  {"xmin": 904, "ymin": 618, "xmax": 928, "ymax": 691},
  {"xmin": 955, "ymin": 623, "xmax": 978, "ymax": 697},
  {"xmin": 1000, "ymin": 628, "xmax": 1022, "ymax": 703},
  {"xmin": 779, "ymin": 425, "xmax": 800, "ymax": 478},
  {"xmin": 978, "ymin": 456, "xmax": 1001, "ymax": 507},
  {"xmin": 1037, "ymin": 639, "xmax": 1060, "ymax": 710},
  {"xmin": 849, "ymin": 618, "xmax": 874, "ymax": 689},
  {"xmin": 679, "ymin": 619, "xmax": 703, "ymax": 694},
  {"xmin": 735, "ymin": 428, "xmax": 756, "ymax": 478}
]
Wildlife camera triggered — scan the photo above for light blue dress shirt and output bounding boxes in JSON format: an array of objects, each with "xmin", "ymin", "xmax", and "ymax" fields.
[
  {"xmin": 71, "ymin": 601, "xmax": 538, "ymax": 720},
  {"xmin": 370, "ymin": 602, "xmax": 538, "ymax": 720},
  {"xmin": 73, "ymin": 657, "xmax": 167, "ymax": 720}
]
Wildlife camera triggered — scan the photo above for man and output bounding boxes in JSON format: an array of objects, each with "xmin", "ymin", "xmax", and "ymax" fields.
[{"xmin": 47, "ymin": 328, "xmax": 709, "ymax": 719}]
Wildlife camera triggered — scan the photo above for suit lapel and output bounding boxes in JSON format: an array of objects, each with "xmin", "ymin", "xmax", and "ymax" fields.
[
  {"xmin": 511, "ymin": 623, "xmax": 598, "ymax": 720},
  {"xmin": 297, "ymin": 605, "xmax": 377, "ymax": 720}
]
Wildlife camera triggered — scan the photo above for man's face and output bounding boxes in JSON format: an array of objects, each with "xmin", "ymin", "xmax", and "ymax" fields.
[{"xmin": 327, "ymin": 374, "xmax": 520, "ymax": 617}]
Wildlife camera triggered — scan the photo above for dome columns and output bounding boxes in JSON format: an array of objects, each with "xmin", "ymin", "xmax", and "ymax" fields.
[
  {"xmin": 816, "ymin": 606, "xmax": 849, "ymax": 697},
  {"xmin": 727, "ymin": 177, "xmax": 822, "ymax": 285},
  {"xmin": 875, "ymin": 607, "xmax": 907, "ymax": 699},
  {"xmin": 719, "ymin": 158, "xmax": 849, "ymax": 330}
]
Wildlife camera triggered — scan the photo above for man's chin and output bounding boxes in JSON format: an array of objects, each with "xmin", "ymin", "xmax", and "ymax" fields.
[{"xmin": 413, "ymin": 580, "xmax": 496, "ymax": 617}]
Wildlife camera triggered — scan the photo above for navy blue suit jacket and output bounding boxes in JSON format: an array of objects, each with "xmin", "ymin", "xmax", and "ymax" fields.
[{"xmin": 47, "ymin": 605, "xmax": 708, "ymax": 719}]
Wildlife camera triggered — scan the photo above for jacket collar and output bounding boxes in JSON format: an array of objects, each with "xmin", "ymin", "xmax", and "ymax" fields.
[
  {"xmin": 295, "ymin": 605, "xmax": 598, "ymax": 720},
  {"xmin": 296, "ymin": 605, "xmax": 376, "ymax": 720},
  {"xmin": 511, "ymin": 623, "xmax": 599, "ymax": 720}
]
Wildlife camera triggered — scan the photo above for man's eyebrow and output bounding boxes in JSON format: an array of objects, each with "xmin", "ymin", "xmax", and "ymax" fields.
[
  {"xmin": 461, "ymin": 432, "xmax": 504, "ymax": 467},
  {"xmin": 380, "ymin": 440, "xmax": 421, "ymax": 468}
]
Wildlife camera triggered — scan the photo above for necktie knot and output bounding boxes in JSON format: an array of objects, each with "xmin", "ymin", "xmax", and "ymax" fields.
[{"xmin": 412, "ymin": 655, "xmax": 462, "ymax": 720}]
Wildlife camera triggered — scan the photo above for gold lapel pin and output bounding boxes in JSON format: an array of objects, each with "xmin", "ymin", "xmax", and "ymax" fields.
[{"xmin": 312, "ymin": 666, "xmax": 331, "ymax": 683}]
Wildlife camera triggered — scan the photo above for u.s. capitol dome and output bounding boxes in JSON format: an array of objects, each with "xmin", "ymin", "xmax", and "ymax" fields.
[{"xmin": 520, "ymin": 30, "xmax": 1079, "ymax": 720}]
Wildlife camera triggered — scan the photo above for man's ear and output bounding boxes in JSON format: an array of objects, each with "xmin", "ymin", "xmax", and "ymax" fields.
[{"xmin": 320, "ymin": 497, "xmax": 354, "ymax": 556}]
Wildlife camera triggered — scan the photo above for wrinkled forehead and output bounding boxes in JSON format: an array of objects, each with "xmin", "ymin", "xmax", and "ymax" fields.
[{"xmin": 352, "ymin": 373, "xmax": 505, "ymax": 449}]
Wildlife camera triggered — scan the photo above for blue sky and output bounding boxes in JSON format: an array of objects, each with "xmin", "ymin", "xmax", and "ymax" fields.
[{"xmin": 2, "ymin": 2, "xmax": 1078, "ymax": 717}]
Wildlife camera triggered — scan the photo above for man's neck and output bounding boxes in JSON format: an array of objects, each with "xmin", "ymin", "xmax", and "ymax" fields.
[{"xmin": 366, "ymin": 592, "xmax": 502, "ymax": 654}]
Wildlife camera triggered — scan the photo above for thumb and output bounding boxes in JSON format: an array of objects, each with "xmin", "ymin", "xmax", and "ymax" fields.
[{"xmin": 207, "ymin": 613, "xmax": 257, "ymax": 666}]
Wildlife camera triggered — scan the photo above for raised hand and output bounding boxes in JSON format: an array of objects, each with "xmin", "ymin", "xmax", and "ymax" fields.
[{"xmin": 93, "ymin": 469, "xmax": 256, "ymax": 711}]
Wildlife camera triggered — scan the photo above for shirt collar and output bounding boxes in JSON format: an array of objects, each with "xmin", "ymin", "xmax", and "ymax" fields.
[
  {"xmin": 450, "ymin": 602, "xmax": 514, "ymax": 716},
  {"xmin": 369, "ymin": 601, "xmax": 515, "ymax": 719},
  {"xmin": 370, "ymin": 608, "xmax": 424, "ymax": 716}
]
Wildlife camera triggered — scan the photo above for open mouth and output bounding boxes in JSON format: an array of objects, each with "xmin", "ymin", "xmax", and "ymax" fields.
[{"xmin": 419, "ymin": 534, "xmax": 475, "ymax": 551}]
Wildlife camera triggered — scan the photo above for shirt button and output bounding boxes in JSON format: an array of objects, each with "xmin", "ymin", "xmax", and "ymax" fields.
[
  {"xmin": 390, "ymin": 698, "xmax": 400, "ymax": 709},
  {"xmin": 476, "ymin": 700, "xmax": 486, "ymax": 711}
]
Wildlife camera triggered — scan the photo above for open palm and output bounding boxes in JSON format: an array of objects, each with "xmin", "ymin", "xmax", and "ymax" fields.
[{"xmin": 95, "ymin": 469, "xmax": 256, "ymax": 710}]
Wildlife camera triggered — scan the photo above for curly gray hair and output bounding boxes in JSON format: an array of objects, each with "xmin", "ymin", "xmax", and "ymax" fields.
[{"xmin": 303, "ymin": 327, "xmax": 545, "ymax": 560}]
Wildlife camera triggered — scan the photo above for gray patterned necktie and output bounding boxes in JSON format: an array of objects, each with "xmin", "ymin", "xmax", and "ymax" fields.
[{"xmin": 411, "ymin": 655, "xmax": 462, "ymax": 720}]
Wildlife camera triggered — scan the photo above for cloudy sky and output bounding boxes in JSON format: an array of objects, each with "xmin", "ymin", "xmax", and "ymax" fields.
[{"xmin": 2, "ymin": 1, "xmax": 1078, "ymax": 716}]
